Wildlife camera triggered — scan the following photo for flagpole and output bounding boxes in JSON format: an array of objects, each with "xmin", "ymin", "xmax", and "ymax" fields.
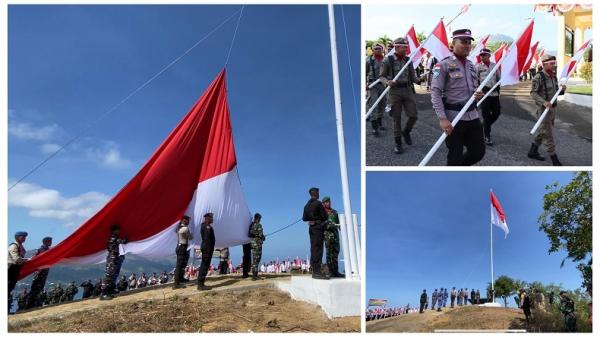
[
  {"xmin": 476, "ymin": 81, "xmax": 501, "ymax": 107},
  {"xmin": 490, "ymin": 189, "xmax": 495, "ymax": 303},
  {"xmin": 328, "ymin": 4, "xmax": 357, "ymax": 280}
]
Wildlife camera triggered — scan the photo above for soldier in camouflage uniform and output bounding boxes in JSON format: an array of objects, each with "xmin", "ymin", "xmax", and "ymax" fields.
[
  {"xmin": 379, "ymin": 37, "xmax": 421, "ymax": 154},
  {"xmin": 367, "ymin": 43, "xmax": 387, "ymax": 136},
  {"xmin": 249, "ymin": 213, "xmax": 265, "ymax": 281},
  {"xmin": 528, "ymin": 54, "xmax": 566, "ymax": 166},
  {"xmin": 101, "ymin": 224, "xmax": 128, "ymax": 300},
  {"xmin": 65, "ymin": 281, "xmax": 78, "ymax": 301},
  {"xmin": 322, "ymin": 196, "xmax": 344, "ymax": 278},
  {"xmin": 26, "ymin": 236, "xmax": 52, "ymax": 309},
  {"xmin": 52, "ymin": 283, "xmax": 63, "ymax": 304},
  {"xmin": 559, "ymin": 291, "xmax": 577, "ymax": 332}
]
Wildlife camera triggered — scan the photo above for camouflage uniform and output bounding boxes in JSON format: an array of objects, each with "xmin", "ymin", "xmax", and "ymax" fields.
[
  {"xmin": 26, "ymin": 242, "xmax": 51, "ymax": 309},
  {"xmin": 52, "ymin": 284, "xmax": 63, "ymax": 304},
  {"xmin": 102, "ymin": 233, "xmax": 126, "ymax": 297},
  {"xmin": 65, "ymin": 282, "xmax": 78, "ymax": 301},
  {"xmin": 559, "ymin": 295, "xmax": 577, "ymax": 332},
  {"xmin": 367, "ymin": 53, "xmax": 387, "ymax": 132},
  {"xmin": 324, "ymin": 207, "xmax": 340, "ymax": 276},
  {"xmin": 250, "ymin": 221, "xmax": 265, "ymax": 278}
]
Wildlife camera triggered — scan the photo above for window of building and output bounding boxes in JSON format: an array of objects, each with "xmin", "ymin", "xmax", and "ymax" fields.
[{"xmin": 565, "ymin": 27, "xmax": 575, "ymax": 57}]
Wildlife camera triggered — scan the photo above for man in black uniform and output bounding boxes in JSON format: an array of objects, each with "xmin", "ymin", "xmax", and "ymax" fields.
[
  {"xmin": 26, "ymin": 236, "xmax": 52, "ymax": 309},
  {"xmin": 419, "ymin": 289, "xmax": 428, "ymax": 313},
  {"xmin": 101, "ymin": 224, "xmax": 127, "ymax": 300},
  {"xmin": 242, "ymin": 241, "xmax": 252, "ymax": 279},
  {"xmin": 302, "ymin": 187, "xmax": 329, "ymax": 280},
  {"xmin": 197, "ymin": 213, "xmax": 215, "ymax": 291},
  {"xmin": 80, "ymin": 280, "xmax": 94, "ymax": 299}
]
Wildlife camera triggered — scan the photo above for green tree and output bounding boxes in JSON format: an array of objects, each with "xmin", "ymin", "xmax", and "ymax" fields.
[
  {"xmin": 417, "ymin": 32, "xmax": 427, "ymax": 44},
  {"xmin": 538, "ymin": 171, "xmax": 592, "ymax": 293},
  {"xmin": 492, "ymin": 275, "xmax": 518, "ymax": 307}
]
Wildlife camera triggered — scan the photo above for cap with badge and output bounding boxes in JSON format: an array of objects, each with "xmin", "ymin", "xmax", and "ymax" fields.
[
  {"xmin": 14, "ymin": 231, "xmax": 28, "ymax": 238},
  {"xmin": 479, "ymin": 48, "xmax": 491, "ymax": 55},
  {"xmin": 452, "ymin": 29, "xmax": 474, "ymax": 41}
]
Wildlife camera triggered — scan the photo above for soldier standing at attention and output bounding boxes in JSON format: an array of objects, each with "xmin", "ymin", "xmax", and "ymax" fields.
[
  {"xmin": 26, "ymin": 236, "xmax": 52, "ymax": 309},
  {"xmin": 528, "ymin": 54, "xmax": 566, "ymax": 166},
  {"xmin": 431, "ymin": 29, "xmax": 485, "ymax": 166},
  {"xmin": 475, "ymin": 48, "xmax": 502, "ymax": 145},
  {"xmin": 197, "ymin": 213, "xmax": 216, "ymax": 291},
  {"xmin": 431, "ymin": 289, "xmax": 438, "ymax": 310},
  {"xmin": 302, "ymin": 187, "xmax": 329, "ymax": 280},
  {"xmin": 419, "ymin": 289, "xmax": 428, "ymax": 313},
  {"xmin": 100, "ymin": 224, "xmax": 127, "ymax": 300},
  {"xmin": 173, "ymin": 215, "xmax": 192, "ymax": 289},
  {"xmin": 366, "ymin": 43, "xmax": 387, "ymax": 136},
  {"xmin": 379, "ymin": 37, "xmax": 421, "ymax": 154},
  {"xmin": 249, "ymin": 213, "xmax": 266, "ymax": 281},
  {"xmin": 323, "ymin": 196, "xmax": 344, "ymax": 278},
  {"xmin": 450, "ymin": 287, "xmax": 456, "ymax": 308}
]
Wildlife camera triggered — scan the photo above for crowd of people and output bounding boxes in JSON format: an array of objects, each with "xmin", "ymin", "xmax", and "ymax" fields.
[
  {"xmin": 366, "ymin": 305, "xmax": 417, "ymax": 321},
  {"xmin": 418, "ymin": 287, "xmax": 486, "ymax": 313},
  {"xmin": 516, "ymin": 287, "xmax": 578, "ymax": 332}
]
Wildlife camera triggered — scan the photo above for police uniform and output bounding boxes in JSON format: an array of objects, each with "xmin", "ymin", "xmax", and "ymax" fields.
[
  {"xmin": 475, "ymin": 48, "xmax": 502, "ymax": 144},
  {"xmin": 8, "ymin": 231, "xmax": 27, "ymax": 310},
  {"xmin": 173, "ymin": 218, "xmax": 193, "ymax": 288},
  {"xmin": 367, "ymin": 43, "xmax": 387, "ymax": 135},
  {"xmin": 302, "ymin": 187, "xmax": 329, "ymax": 279},
  {"xmin": 419, "ymin": 290, "xmax": 428, "ymax": 313},
  {"xmin": 249, "ymin": 213, "xmax": 265, "ymax": 280},
  {"xmin": 528, "ymin": 54, "xmax": 565, "ymax": 166},
  {"xmin": 322, "ymin": 196, "xmax": 342, "ymax": 278},
  {"xmin": 431, "ymin": 29, "xmax": 485, "ymax": 166},
  {"xmin": 197, "ymin": 213, "xmax": 215, "ymax": 290},
  {"xmin": 431, "ymin": 289, "xmax": 438, "ymax": 310},
  {"xmin": 101, "ymin": 226, "xmax": 127, "ymax": 299},
  {"xmin": 26, "ymin": 237, "xmax": 52, "ymax": 309},
  {"xmin": 379, "ymin": 37, "xmax": 421, "ymax": 154}
]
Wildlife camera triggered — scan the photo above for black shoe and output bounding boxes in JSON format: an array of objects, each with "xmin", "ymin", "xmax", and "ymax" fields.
[
  {"xmin": 402, "ymin": 130, "xmax": 413, "ymax": 145},
  {"xmin": 550, "ymin": 154, "xmax": 562, "ymax": 166},
  {"xmin": 485, "ymin": 137, "xmax": 494, "ymax": 146},
  {"xmin": 334, "ymin": 272, "xmax": 345, "ymax": 278},
  {"xmin": 371, "ymin": 120, "xmax": 380, "ymax": 136},
  {"xmin": 527, "ymin": 143, "xmax": 545, "ymax": 161},
  {"xmin": 312, "ymin": 273, "xmax": 330, "ymax": 280},
  {"xmin": 241, "ymin": 274, "xmax": 250, "ymax": 279},
  {"xmin": 377, "ymin": 118, "xmax": 385, "ymax": 131},
  {"xmin": 394, "ymin": 137, "xmax": 404, "ymax": 154},
  {"xmin": 172, "ymin": 284, "xmax": 186, "ymax": 289},
  {"xmin": 100, "ymin": 295, "xmax": 113, "ymax": 301}
]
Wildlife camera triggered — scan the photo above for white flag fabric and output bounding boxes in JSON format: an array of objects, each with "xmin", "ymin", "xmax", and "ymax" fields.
[
  {"xmin": 490, "ymin": 191, "xmax": 509, "ymax": 238},
  {"xmin": 500, "ymin": 20, "xmax": 534, "ymax": 86},
  {"xmin": 560, "ymin": 39, "xmax": 592, "ymax": 80},
  {"xmin": 468, "ymin": 34, "xmax": 490, "ymax": 64},
  {"xmin": 420, "ymin": 19, "xmax": 452, "ymax": 61}
]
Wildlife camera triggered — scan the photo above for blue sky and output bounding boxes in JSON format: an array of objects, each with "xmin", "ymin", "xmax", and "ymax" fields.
[
  {"xmin": 7, "ymin": 5, "xmax": 360, "ymax": 265},
  {"xmin": 364, "ymin": 3, "xmax": 593, "ymax": 53},
  {"xmin": 367, "ymin": 172, "xmax": 588, "ymax": 308}
]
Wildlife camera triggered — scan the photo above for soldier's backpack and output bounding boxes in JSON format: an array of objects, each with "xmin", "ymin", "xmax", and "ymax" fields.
[{"xmin": 539, "ymin": 71, "xmax": 558, "ymax": 108}]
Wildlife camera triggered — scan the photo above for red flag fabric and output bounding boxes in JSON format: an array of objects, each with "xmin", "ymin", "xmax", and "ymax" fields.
[
  {"xmin": 560, "ymin": 39, "xmax": 592, "ymax": 79},
  {"xmin": 522, "ymin": 41, "xmax": 540, "ymax": 75},
  {"xmin": 421, "ymin": 19, "xmax": 451, "ymax": 61},
  {"xmin": 501, "ymin": 20, "xmax": 534, "ymax": 86},
  {"xmin": 469, "ymin": 34, "xmax": 490, "ymax": 64},
  {"xmin": 490, "ymin": 191, "xmax": 509, "ymax": 238},
  {"xmin": 406, "ymin": 25, "xmax": 424, "ymax": 68}
]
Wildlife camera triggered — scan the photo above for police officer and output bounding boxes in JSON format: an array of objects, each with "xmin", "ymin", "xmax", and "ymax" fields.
[
  {"xmin": 249, "ymin": 213, "xmax": 265, "ymax": 281},
  {"xmin": 26, "ymin": 236, "xmax": 52, "ymax": 309},
  {"xmin": 8, "ymin": 231, "xmax": 28, "ymax": 310},
  {"xmin": 431, "ymin": 29, "xmax": 485, "ymax": 166},
  {"xmin": 379, "ymin": 37, "xmax": 421, "ymax": 154},
  {"xmin": 302, "ymin": 187, "xmax": 329, "ymax": 280},
  {"xmin": 173, "ymin": 215, "xmax": 192, "ymax": 289},
  {"xmin": 559, "ymin": 291, "xmax": 577, "ymax": 332},
  {"xmin": 197, "ymin": 213, "xmax": 215, "ymax": 291},
  {"xmin": 367, "ymin": 43, "xmax": 387, "ymax": 136},
  {"xmin": 528, "ymin": 54, "xmax": 566, "ymax": 166},
  {"xmin": 419, "ymin": 289, "xmax": 428, "ymax": 313},
  {"xmin": 476, "ymin": 48, "xmax": 502, "ymax": 145},
  {"xmin": 437, "ymin": 288, "xmax": 444, "ymax": 311},
  {"xmin": 450, "ymin": 287, "xmax": 456, "ymax": 308},
  {"xmin": 323, "ymin": 196, "xmax": 344, "ymax": 278},
  {"xmin": 101, "ymin": 224, "xmax": 127, "ymax": 300},
  {"xmin": 431, "ymin": 289, "xmax": 438, "ymax": 310}
]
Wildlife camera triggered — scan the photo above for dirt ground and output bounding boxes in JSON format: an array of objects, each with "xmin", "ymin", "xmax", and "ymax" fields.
[{"xmin": 8, "ymin": 276, "xmax": 359, "ymax": 333}]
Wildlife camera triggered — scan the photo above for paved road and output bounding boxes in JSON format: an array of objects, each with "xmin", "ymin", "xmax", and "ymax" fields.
[{"xmin": 366, "ymin": 82, "xmax": 592, "ymax": 166}]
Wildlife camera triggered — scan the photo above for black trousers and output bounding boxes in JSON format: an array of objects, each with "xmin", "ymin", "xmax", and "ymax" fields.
[
  {"xmin": 8, "ymin": 264, "xmax": 21, "ymax": 309},
  {"xmin": 197, "ymin": 250, "xmax": 212, "ymax": 286},
  {"xmin": 242, "ymin": 243, "xmax": 251, "ymax": 276},
  {"xmin": 309, "ymin": 222, "xmax": 325, "ymax": 274},
  {"xmin": 419, "ymin": 301, "xmax": 426, "ymax": 313},
  {"xmin": 480, "ymin": 96, "xmax": 501, "ymax": 138},
  {"xmin": 174, "ymin": 244, "xmax": 189, "ymax": 285},
  {"xmin": 445, "ymin": 119, "xmax": 486, "ymax": 166}
]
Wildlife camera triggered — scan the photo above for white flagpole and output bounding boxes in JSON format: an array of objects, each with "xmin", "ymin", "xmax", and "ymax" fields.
[
  {"xmin": 490, "ymin": 189, "xmax": 495, "ymax": 303},
  {"xmin": 477, "ymin": 81, "xmax": 501, "ymax": 107},
  {"xmin": 328, "ymin": 4, "xmax": 356, "ymax": 279}
]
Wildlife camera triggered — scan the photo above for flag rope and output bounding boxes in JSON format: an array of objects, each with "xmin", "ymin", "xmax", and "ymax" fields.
[
  {"xmin": 265, "ymin": 219, "xmax": 302, "ymax": 237},
  {"xmin": 8, "ymin": 8, "xmax": 243, "ymax": 191},
  {"xmin": 340, "ymin": 5, "xmax": 360, "ymax": 125},
  {"xmin": 225, "ymin": 5, "xmax": 245, "ymax": 66}
]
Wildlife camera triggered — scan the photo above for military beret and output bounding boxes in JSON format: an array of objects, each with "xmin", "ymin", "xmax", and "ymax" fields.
[
  {"xmin": 110, "ymin": 224, "xmax": 120, "ymax": 232},
  {"xmin": 254, "ymin": 213, "xmax": 262, "ymax": 219},
  {"xmin": 309, "ymin": 187, "xmax": 319, "ymax": 194},
  {"xmin": 393, "ymin": 37, "xmax": 408, "ymax": 45},
  {"xmin": 322, "ymin": 196, "xmax": 331, "ymax": 202},
  {"xmin": 452, "ymin": 29, "xmax": 474, "ymax": 40},
  {"xmin": 541, "ymin": 54, "xmax": 556, "ymax": 63},
  {"xmin": 181, "ymin": 215, "xmax": 190, "ymax": 220},
  {"xmin": 203, "ymin": 212, "xmax": 214, "ymax": 218},
  {"xmin": 42, "ymin": 236, "xmax": 52, "ymax": 241},
  {"xmin": 479, "ymin": 48, "xmax": 491, "ymax": 55},
  {"xmin": 14, "ymin": 231, "xmax": 28, "ymax": 237}
]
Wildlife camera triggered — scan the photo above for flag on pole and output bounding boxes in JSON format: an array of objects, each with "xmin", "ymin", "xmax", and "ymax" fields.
[
  {"xmin": 500, "ymin": 20, "xmax": 535, "ymax": 86},
  {"xmin": 492, "ymin": 43, "xmax": 507, "ymax": 64},
  {"xmin": 406, "ymin": 25, "xmax": 424, "ymax": 68},
  {"xmin": 459, "ymin": 4, "xmax": 471, "ymax": 14},
  {"xmin": 533, "ymin": 48, "xmax": 544, "ymax": 68},
  {"xmin": 368, "ymin": 299, "xmax": 388, "ymax": 307},
  {"xmin": 490, "ymin": 191, "xmax": 509, "ymax": 238},
  {"xmin": 468, "ymin": 34, "xmax": 490, "ymax": 64},
  {"xmin": 560, "ymin": 39, "xmax": 593, "ymax": 80},
  {"xmin": 420, "ymin": 19, "xmax": 452, "ymax": 61},
  {"xmin": 521, "ymin": 41, "xmax": 540, "ymax": 75}
]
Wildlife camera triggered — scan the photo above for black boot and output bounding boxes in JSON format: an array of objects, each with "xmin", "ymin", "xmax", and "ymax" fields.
[
  {"xmin": 377, "ymin": 118, "xmax": 385, "ymax": 131},
  {"xmin": 550, "ymin": 154, "xmax": 562, "ymax": 166},
  {"xmin": 252, "ymin": 271, "xmax": 259, "ymax": 281},
  {"xmin": 527, "ymin": 143, "xmax": 545, "ymax": 161},
  {"xmin": 402, "ymin": 129, "xmax": 413, "ymax": 145},
  {"xmin": 371, "ymin": 119, "xmax": 379, "ymax": 136},
  {"xmin": 394, "ymin": 137, "xmax": 404, "ymax": 154}
]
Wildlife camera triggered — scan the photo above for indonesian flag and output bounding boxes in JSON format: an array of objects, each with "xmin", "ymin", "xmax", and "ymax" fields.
[
  {"xmin": 521, "ymin": 41, "xmax": 540, "ymax": 75},
  {"xmin": 533, "ymin": 48, "xmax": 545, "ymax": 68},
  {"xmin": 421, "ymin": 19, "xmax": 452, "ymax": 61},
  {"xmin": 500, "ymin": 20, "xmax": 534, "ymax": 86},
  {"xmin": 490, "ymin": 191, "xmax": 509, "ymax": 238},
  {"xmin": 406, "ymin": 25, "xmax": 424, "ymax": 68},
  {"xmin": 492, "ymin": 43, "xmax": 507, "ymax": 64},
  {"xmin": 560, "ymin": 38, "xmax": 593, "ymax": 80},
  {"xmin": 468, "ymin": 34, "xmax": 490, "ymax": 64},
  {"xmin": 18, "ymin": 70, "xmax": 252, "ymax": 279}
]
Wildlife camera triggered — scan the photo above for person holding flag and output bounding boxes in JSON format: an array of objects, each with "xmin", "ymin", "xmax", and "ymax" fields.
[
  {"xmin": 366, "ymin": 43, "xmax": 387, "ymax": 136},
  {"xmin": 475, "ymin": 48, "xmax": 502, "ymax": 146},
  {"xmin": 527, "ymin": 54, "xmax": 566, "ymax": 166}
]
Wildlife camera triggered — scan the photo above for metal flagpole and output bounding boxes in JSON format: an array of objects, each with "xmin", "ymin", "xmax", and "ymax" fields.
[
  {"xmin": 490, "ymin": 189, "xmax": 495, "ymax": 303},
  {"xmin": 477, "ymin": 81, "xmax": 501, "ymax": 107},
  {"xmin": 328, "ymin": 4, "xmax": 357, "ymax": 279}
]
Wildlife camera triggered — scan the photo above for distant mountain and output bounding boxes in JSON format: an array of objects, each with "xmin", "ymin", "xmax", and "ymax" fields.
[{"xmin": 487, "ymin": 34, "xmax": 514, "ymax": 44}]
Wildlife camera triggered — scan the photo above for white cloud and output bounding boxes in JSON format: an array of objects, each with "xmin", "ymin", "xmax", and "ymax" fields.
[
  {"xmin": 40, "ymin": 143, "xmax": 62, "ymax": 155},
  {"xmin": 8, "ymin": 121, "xmax": 61, "ymax": 142},
  {"xmin": 86, "ymin": 141, "xmax": 132, "ymax": 169},
  {"xmin": 8, "ymin": 181, "xmax": 110, "ymax": 227}
]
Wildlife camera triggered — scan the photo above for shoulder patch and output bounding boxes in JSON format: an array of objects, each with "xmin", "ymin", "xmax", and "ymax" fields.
[{"xmin": 433, "ymin": 63, "xmax": 442, "ymax": 79}]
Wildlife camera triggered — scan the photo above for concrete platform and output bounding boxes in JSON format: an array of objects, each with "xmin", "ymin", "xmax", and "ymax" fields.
[
  {"xmin": 479, "ymin": 302, "xmax": 502, "ymax": 307},
  {"xmin": 277, "ymin": 275, "xmax": 360, "ymax": 319}
]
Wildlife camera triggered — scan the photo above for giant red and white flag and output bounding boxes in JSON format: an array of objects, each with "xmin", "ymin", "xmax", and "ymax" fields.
[
  {"xmin": 421, "ymin": 19, "xmax": 452, "ymax": 61},
  {"xmin": 501, "ymin": 20, "xmax": 535, "ymax": 86},
  {"xmin": 468, "ymin": 34, "xmax": 490, "ymax": 64},
  {"xmin": 406, "ymin": 25, "xmax": 424, "ymax": 68},
  {"xmin": 492, "ymin": 43, "xmax": 507, "ymax": 64},
  {"xmin": 18, "ymin": 70, "xmax": 252, "ymax": 280},
  {"xmin": 490, "ymin": 191, "xmax": 509, "ymax": 238},
  {"xmin": 521, "ymin": 41, "xmax": 540, "ymax": 75},
  {"xmin": 560, "ymin": 38, "xmax": 593, "ymax": 80}
]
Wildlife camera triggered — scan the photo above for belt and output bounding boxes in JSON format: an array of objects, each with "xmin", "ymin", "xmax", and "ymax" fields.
[
  {"xmin": 444, "ymin": 101, "xmax": 477, "ymax": 112},
  {"xmin": 392, "ymin": 82, "xmax": 410, "ymax": 88}
]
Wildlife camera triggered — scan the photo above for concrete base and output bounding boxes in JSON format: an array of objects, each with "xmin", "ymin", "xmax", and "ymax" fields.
[
  {"xmin": 479, "ymin": 302, "xmax": 502, "ymax": 307},
  {"xmin": 277, "ymin": 276, "xmax": 360, "ymax": 318}
]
